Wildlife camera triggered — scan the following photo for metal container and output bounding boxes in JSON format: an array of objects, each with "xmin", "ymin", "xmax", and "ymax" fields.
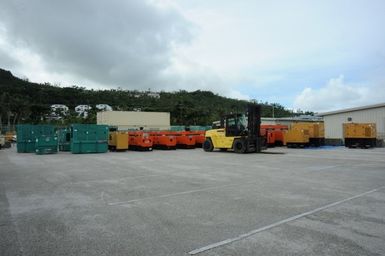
[
  {"xmin": 70, "ymin": 124, "xmax": 109, "ymax": 154},
  {"xmin": 35, "ymin": 135, "xmax": 58, "ymax": 155},
  {"xmin": 16, "ymin": 124, "xmax": 55, "ymax": 153},
  {"xmin": 58, "ymin": 128, "xmax": 71, "ymax": 151}
]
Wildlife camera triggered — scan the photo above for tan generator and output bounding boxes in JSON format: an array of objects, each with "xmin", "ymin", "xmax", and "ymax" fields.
[
  {"xmin": 108, "ymin": 131, "xmax": 129, "ymax": 151},
  {"xmin": 283, "ymin": 128, "xmax": 310, "ymax": 148},
  {"xmin": 343, "ymin": 123, "xmax": 376, "ymax": 148}
]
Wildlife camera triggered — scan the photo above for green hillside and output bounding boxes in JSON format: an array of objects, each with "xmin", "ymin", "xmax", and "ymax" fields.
[{"xmin": 0, "ymin": 68, "xmax": 307, "ymax": 129}]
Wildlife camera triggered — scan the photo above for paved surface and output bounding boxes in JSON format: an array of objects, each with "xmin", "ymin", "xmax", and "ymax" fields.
[{"xmin": 1, "ymin": 146, "xmax": 385, "ymax": 256}]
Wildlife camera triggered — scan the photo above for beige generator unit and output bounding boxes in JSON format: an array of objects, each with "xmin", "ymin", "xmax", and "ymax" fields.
[
  {"xmin": 291, "ymin": 122, "xmax": 325, "ymax": 146},
  {"xmin": 284, "ymin": 122, "xmax": 324, "ymax": 147},
  {"xmin": 343, "ymin": 123, "xmax": 376, "ymax": 148},
  {"xmin": 283, "ymin": 127, "xmax": 310, "ymax": 148},
  {"xmin": 97, "ymin": 111, "xmax": 170, "ymax": 130},
  {"xmin": 0, "ymin": 135, "xmax": 5, "ymax": 149},
  {"xmin": 108, "ymin": 130, "xmax": 129, "ymax": 151}
]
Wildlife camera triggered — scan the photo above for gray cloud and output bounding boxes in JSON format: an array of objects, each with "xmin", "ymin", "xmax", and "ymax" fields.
[{"xmin": 0, "ymin": 0, "xmax": 192, "ymax": 88}]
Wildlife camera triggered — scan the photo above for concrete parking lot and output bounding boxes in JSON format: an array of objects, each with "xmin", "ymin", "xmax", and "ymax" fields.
[{"xmin": 1, "ymin": 146, "xmax": 385, "ymax": 256}]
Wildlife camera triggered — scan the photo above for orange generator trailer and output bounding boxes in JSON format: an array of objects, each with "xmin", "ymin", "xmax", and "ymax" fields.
[
  {"xmin": 188, "ymin": 131, "xmax": 205, "ymax": 147},
  {"xmin": 260, "ymin": 124, "xmax": 288, "ymax": 146},
  {"xmin": 168, "ymin": 131, "xmax": 196, "ymax": 148},
  {"xmin": 128, "ymin": 131, "xmax": 153, "ymax": 151},
  {"xmin": 150, "ymin": 131, "xmax": 177, "ymax": 149}
]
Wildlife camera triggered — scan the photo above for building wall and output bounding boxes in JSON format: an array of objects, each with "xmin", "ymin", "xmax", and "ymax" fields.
[
  {"xmin": 323, "ymin": 106, "xmax": 385, "ymax": 142},
  {"xmin": 97, "ymin": 111, "xmax": 170, "ymax": 130},
  {"xmin": 261, "ymin": 118, "xmax": 322, "ymax": 127}
]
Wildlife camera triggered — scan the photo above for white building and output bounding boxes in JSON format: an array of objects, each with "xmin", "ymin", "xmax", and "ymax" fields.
[
  {"xmin": 97, "ymin": 111, "xmax": 170, "ymax": 130},
  {"xmin": 75, "ymin": 105, "xmax": 92, "ymax": 118},
  {"xmin": 318, "ymin": 103, "xmax": 385, "ymax": 145},
  {"xmin": 96, "ymin": 104, "xmax": 113, "ymax": 111},
  {"xmin": 147, "ymin": 92, "xmax": 160, "ymax": 98},
  {"xmin": 50, "ymin": 104, "xmax": 69, "ymax": 120}
]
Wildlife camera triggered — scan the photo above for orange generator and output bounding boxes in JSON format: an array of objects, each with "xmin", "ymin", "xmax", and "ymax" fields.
[
  {"xmin": 260, "ymin": 124, "xmax": 288, "ymax": 146},
  {"xmin": 168, "ymin": 131, "xmax": 196, "ymax": 148},
  {"xmin": 150, "ymin": 131, "xmax": 177, "ymax": 149},
  {"xmin": 188, "ymin": 131, "xmax": 205, "ymax": 147},
  {"xmin": 128, "ymin": 131, "xmax": 153, "ymax": 151}
]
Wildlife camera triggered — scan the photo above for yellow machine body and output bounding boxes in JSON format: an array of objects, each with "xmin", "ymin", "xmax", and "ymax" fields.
[
  {"xmin": 205, "ymin": 129, "xmax": 240, "ymax": 149},
  {"xmin": 283, "ymin": 129, "xmax": 310, "ymax": 145},
  {"xmin": 343, "ymin": 123, "xmax": 376, "ymax": 139},
  {"xmin": 5, "ymin": 131, "xmax": 16, "ymax": 142},
  {"xmin": 0, "ymin": 135, "xmax": 5, "ymax": 148},
  {"xmin": 291, "ymin": 122, "xmax": 324, "ymax": 138},
  {"xmin": 108, "ymin": 131, "xmax": 129, "ymax": 151}
]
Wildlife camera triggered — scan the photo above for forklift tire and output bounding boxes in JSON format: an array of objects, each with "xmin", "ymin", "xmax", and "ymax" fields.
[
  {"xmin": 203, "ymin": 139, "xmax": 214, "ymax": 152},
  {"xmin": 233, "ymin": 140, "xmax": 246, "ymax": 153}
]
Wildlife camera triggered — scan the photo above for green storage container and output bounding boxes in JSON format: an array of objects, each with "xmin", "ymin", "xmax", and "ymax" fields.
[
  {"xmin": 189, "ymin": 125, "xmax": 212, "ymax": 131},
  {"xmin": 170, "ymin": 126, "xmax": 186, "ymax": 131},
  {"xmin": 16, "ymin": 125, "xmax": 34, "ymax": 153},
  {"xmin": 17, "ymin": 124, "xmax": 55, "ymax": 153},
  {"xmin": 70, "ymin": 124, "xmax": 108, "ymax": 154},
  {"xmin": 35, "ymin": 135, "xmax": 58, "ymax": 155},
  {"xmin": 17, "ymin": 141, "xmax": 36, "ymax": 153},
  {"xmin": 58, "ymin": 128, "xmax": 71, "ymax": 151}
]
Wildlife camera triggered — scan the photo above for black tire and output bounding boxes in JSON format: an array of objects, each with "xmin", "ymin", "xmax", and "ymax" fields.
[
  {"xmin": 203, "ymin": 139, "xmax": 214, "ymax": 152},
  {"xmin": 233, "ymin": 139, "xmax": 246, "ymax": 153}
]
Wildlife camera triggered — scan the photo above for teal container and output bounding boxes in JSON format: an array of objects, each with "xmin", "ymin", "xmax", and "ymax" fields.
[
  {"xmin": 35, "ymin": 135, "xmax": 58, "ymax": 155},
  {"xmin": 70, "ymin": 124, "xmax": 108, "ymax": 154},
  {"xmin": 58, "ymin": 128, "xmax": 71, "ymax": 151},
  {"xmin": 17, "ymin": 141, "xmax": 36, "ymax": 153},
  {"xmin": 17, "ymin": 124, "xmax": 55, "ymax": 153},
  {"xmin": 170, "ymin": 126, "xmax": 186, "ymax": 131},
  {"xmin": 189, "ymin": 126, "xmax": 212, "ymax": 131}
]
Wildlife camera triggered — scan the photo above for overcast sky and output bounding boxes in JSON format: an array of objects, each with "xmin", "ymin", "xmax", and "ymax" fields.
[{"xmin": 1, "ymin": 0, "xmax": 385, "ymax": 112}]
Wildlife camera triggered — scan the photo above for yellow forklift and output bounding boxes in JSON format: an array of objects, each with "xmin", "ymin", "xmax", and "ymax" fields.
[{"xmin": 203, "ymin": 104, "xmax": 263, "ymax": 153}]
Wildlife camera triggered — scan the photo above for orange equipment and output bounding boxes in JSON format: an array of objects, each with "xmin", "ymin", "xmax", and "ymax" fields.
[
  {"xmin": 150, "ymin": 131, "xmax": 177, "ymax": 149},
  {"xmin": 167, "ymin": 131, "xmax": 196, "ymax": 148},
  {"xmin": 188, "ymin": 131, "xmax": 205, "ymax": 147},
  {"xmin": 260, "ymin": 125, "xmax": 288, "ymax": 146},
  {"xmin": 128, "ymin": 131, "xmax": 153, "ymax": 151}
]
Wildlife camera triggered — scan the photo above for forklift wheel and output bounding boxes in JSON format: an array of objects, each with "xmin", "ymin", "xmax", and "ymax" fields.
[
  {"xmin": 233, "ymin": 140, "xmax": 246, "ymax": 153},
  {"xmin": 203, "ymin": 139, "xmax": 214, "ymax": 152}
]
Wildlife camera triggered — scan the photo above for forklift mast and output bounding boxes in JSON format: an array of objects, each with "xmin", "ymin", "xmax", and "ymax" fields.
[{"xmin": 247, "ymin": 103, "xmax": 261, "ymax": 139}]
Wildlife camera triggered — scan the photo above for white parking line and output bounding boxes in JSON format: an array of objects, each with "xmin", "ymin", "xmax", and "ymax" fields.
[
  {"xmin": 188, "ymin": 185, "xmax": 385, "ymax": 255},
  {"xmin": 107, "ymin": 180, "xmax": 259, "ymax": 206}
]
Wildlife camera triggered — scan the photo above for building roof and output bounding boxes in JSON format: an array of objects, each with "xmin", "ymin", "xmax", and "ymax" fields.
[
  {"xmin": 318, "ymin": 102, "xmax": 385, "ymax": 116},
  {"xmin": 261, "ymin": 116, "xmax": 323, "ymax": 122}
]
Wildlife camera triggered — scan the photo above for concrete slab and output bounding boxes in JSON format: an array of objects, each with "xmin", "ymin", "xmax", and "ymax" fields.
[{"xmin": 1, "ymin": 145, "xmax": 384, "ymax": 255}]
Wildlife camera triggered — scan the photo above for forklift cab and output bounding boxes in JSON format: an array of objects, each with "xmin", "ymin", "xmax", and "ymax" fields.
[{"xmin": 222, "ymin": 114, "xmax": 248, "ymax": 137}]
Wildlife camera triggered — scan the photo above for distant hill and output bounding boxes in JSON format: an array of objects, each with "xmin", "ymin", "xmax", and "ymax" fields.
[{"xmin": 0, "ymin": 68, "xmax": 307, "ymax": 127}]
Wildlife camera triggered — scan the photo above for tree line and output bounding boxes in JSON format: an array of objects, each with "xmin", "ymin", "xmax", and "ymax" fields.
[{"xmin": 0, "ymin": 68, "xmax": 312, "ymax": 132}]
